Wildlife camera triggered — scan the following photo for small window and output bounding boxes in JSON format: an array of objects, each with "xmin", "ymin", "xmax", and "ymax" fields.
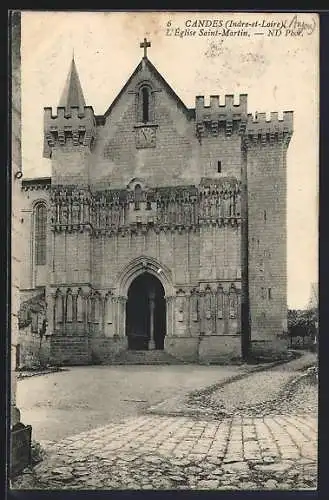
[
  {"xmin": 268, "ymin": 288, "xmax": 272, "ymax": 300},
  {"xmin": 264, "ymin": 210, "xmax": 267, "ymax": 222},
  {"xmin": 217, "ymin": 161, "xmax": 222, "ymax": 173},
  {"xmin": 142, "ymin": 87, "xmax": 149, "ymax": 123},
  {"xmin": 146, "ymin": 201, "xmax": 152, "ymax": 210}
]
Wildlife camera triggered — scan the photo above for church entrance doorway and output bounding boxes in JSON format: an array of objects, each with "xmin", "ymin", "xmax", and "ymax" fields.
[{"xmin": 126, "ymin": 272, "xmax": 166, "ymax": 351}]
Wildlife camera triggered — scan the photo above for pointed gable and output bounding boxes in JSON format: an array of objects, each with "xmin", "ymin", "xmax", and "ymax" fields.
[
  {"xmin": 103, "ymin": 57, "xmax": 193, "ymax": 120},
  {"xmin": 59, "ymin": 57, "xmax": 86, "ymax": 111}
]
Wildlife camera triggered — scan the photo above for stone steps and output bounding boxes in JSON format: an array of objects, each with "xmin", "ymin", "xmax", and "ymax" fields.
[{"xmin": 112, "ymin": 350, "xmax": 185, "ymax": 365}]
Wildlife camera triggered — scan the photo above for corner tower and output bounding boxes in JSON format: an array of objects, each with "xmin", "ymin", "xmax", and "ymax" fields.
[
  {"xmin": 244, "ymin": 112, "xmax": 293, "ymax": 357},
  {"xmin": 43, "ymin": 57, "xmax": 96, "ymax": 185},
  {"xmin": 44, "ymin": 58, "xmax": 96, "ymax": 358}
]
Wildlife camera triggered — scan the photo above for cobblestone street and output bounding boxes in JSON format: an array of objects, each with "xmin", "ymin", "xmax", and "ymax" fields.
[{"xmin": 12, "ymin": 353, "xmax": 318, "ymax": 491}]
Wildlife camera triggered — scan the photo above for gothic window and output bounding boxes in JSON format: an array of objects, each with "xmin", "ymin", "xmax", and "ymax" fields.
[
  {"xmin": 76, "ymin": 292, "xmax": 84, "ymax": 322},
  {"xmin": 54, "ymin": 291, "xmax": 63, "ymax": 325},
  {"xmin": 137, "ymin": 84, "xmax": 154, "ymax": 123},
  {"xmin": 134, "ymin": 184, "xmax": 142, "ymax": 210},
  {"xmin": 88, "ymin": 295, "xmax": 94, "ymax": 323},
  {"xmin": 35, "ymin": 202, "xmax": 47, "ymax": 265},
  {"xmin": 105, "ymin": 295, "xmax": 113, "ymax": 324},
  {"xmin": 217, "ymin": 161, "xmax": 222, "ymax": 173},
  {"xmin": 94, "ymin": 295, "xmax": 101, "ymax": 324},
  {"xmin": 142, "ymin": 87, "xmax": 150, "ymax": 122}
]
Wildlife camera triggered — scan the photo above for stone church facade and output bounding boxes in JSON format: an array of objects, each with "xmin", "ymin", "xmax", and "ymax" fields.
[{"xmin": 19, "ymin": 40, "xmax": 293, "ymax": 365}]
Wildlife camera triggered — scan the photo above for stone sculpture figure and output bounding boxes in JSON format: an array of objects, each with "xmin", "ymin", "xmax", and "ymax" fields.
[
  {"xmin": 222, "ymin": 191, "xmax": 231, "ymax": 218},
  {"xmin": 72, "ymin": 202, "xmax": 80, "ymax": 225},
  {"xmin": 229, "ymin": 288, "xmax": 237, "ymax": 319}
]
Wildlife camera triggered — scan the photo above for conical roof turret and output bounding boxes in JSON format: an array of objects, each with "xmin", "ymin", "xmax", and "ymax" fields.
[{"xmin": 59, "ymin": 57, "xmax": 86, "ymax": 111}]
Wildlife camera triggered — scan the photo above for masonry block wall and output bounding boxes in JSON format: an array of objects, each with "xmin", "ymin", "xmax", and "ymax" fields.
[
  {"xmin": 19, "ymin": 52, "xmax": 293, "ymax": 365},
  {"xmin": 246, "ymin": 113, "xmax": 292, "ymax": 351}
]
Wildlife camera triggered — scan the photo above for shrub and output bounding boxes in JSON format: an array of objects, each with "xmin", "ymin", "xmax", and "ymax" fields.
[{"xmin": 288, "ymin": 309, "xmax": 317, "ymax": 349}]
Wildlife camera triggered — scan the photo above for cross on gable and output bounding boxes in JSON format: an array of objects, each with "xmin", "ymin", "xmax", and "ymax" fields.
[{"xmin": 140, "ymin": 37, "xmax": 151, "ymax": 58}]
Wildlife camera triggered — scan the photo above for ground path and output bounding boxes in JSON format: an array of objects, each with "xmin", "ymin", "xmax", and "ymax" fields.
[{"xmin": 12, "ymin": 351, "xmax": 317, "ymax": 490}]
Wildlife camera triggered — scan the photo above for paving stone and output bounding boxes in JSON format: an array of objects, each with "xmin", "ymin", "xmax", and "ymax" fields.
[
  {"xmin": 197, "ymin": 479, "xmax": 220, "ymax": 489},
  {"xmin": 254, "ymin": 461, "xmax": 294, "ymax": 474},
  {"xmin": 169, "ymin": 475, "xmax": 187, "ymax": 482},
  {"xmin": 238, "ymin": 481, "xmax": 259, "ymax": 489},
  {"xmin": 223, "ymin": 461, "xmax": 250, "ymax": 473},
  {"xmin": 264, "ymin": 479, "xmax": 278, "ymax": 489}
]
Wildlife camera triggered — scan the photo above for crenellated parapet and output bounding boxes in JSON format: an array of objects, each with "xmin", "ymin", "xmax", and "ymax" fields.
[
  {"xmin": 244, "ymin": 111, "xmax": 293, "ymax": 147},
  {"xmin": 195, "ymin": 94, "xmax": 248, "ymax": 138},
  {"xmin": 43, "ymin": 106, "xmax": 96, "ymax": 158}
]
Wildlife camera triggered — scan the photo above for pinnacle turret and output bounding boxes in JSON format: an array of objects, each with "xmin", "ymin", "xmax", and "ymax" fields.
[
  {"xmin": 43, "ymin": 56, "xmax": 95, "ymax": 160},
  {"xmin": 59, "ymin": 57, "xmax": 86, "ymax": 112}
]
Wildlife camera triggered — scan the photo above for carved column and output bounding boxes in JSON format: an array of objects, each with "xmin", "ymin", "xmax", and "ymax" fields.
[
  {"xmin": 104, "ymin": 293, "xmax": 114, "ymax": 337},
  {"xmin": 54, "ymin": 290, "xmax": 64, "ymax": 332},
  {"xmin": 190, "ymin": 290, "xmax": 199, "ymax": 323},
  {"xmin": 46, "ymin": 290, "xmax": 55, "ymax": 336},
  {"xmin": 76, "ymin": 290, "xmax": 84, "ymax": 323},
  {"xmin": 149, "ymin": 290, "xmax": 156, "ymax": 350},
  {"xmin": 204, "ymin": 286, "xmax": 214, "ymax": 335},
  {"xmin": 165, "ymin": 296, "xmax": 174, "ymax": 337},
  {"xmin": 116, "ymin": 296, "xmax": 127, "ymax": 337},
  {"xmin": 216, "ymin": 286, "xmax": 225, "ymax": 335}
]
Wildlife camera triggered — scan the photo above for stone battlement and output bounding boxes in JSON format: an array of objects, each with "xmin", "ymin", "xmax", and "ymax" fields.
[
  {"xmin": 246, "ymin": 111, "xmax": 293, "ymax": 135},
  {"xmin": 195, "ymin": 94, "xmax": 248, "ymax": 122},
  {"xmin": 44, "ymin": 106, "xmax": 95, "ymax": 126},
  {"xmin": 44, "ymin": 106, "xmax": 96, "ymax": 152}
]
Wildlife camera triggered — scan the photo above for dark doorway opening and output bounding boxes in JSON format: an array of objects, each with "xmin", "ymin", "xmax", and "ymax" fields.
[{"xmin": 126, "ymin": 272, "xmax": 166, "ymax": 350}]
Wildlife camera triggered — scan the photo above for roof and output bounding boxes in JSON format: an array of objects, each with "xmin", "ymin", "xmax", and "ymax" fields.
[
  {"xmin": 59, "ymin": 57, "xmax": 86, "ymax": 110},
  {"xmin": 103, "ymin": 57, "xmax": 193, "ymax": 120}
]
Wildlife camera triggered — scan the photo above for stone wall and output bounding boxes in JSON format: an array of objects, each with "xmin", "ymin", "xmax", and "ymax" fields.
[{"xmin": 245, "ymin": 115, "xmax": 292, "ymax": 351}]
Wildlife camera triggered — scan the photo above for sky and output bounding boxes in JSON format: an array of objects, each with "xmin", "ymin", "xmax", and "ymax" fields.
[{"xmin": 20, "ymin": 11, "xmax": 319, "ymax": 309}]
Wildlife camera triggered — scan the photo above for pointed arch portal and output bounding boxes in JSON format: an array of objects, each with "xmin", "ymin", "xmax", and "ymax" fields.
[{"xmin": 126, "ymin": 272, "xmax": 166, "ymax": 350}]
